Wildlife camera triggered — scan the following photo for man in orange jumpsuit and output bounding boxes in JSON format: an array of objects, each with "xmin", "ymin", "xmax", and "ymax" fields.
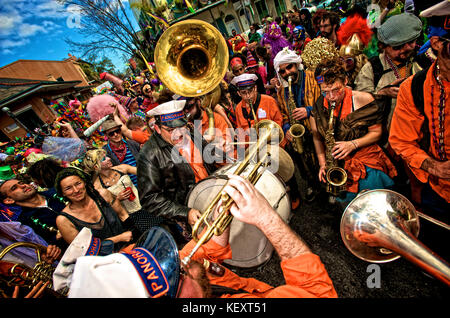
[
  {"xmin": 231, "ymin": 73, "xmax": 284, "ymax": 149},
  {"xmin": 389, "ymin": 11, "xmax": 450, "ymax": 258},
  {"xmin": 68, "ymin": 175, "xmax": 338, "ymax": 298}
]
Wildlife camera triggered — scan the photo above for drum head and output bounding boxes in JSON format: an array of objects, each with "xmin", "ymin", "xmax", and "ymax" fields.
[
  {"xmin": 187, "ymin": 163, "xmax": 291, "ymax": 268},
  {"xmin": 245, "ymin": 144, "xmax": 295, "ymax": 183}
]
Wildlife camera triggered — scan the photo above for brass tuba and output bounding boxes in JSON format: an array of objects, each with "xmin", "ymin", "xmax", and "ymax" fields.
[
  {"xmin": 325, "ymin": 101, "xmax": 347, "ymax": 196},
  {"xmin": 286, "ymin": 76, "xmax": 305, "ymax": 154},
  {"xmin": 182, "ymin": 119, "xmax": 284, "ymax": 267},
  {"xmin": 154, "ymin": 20, "xmax": 228, "ymax": 140},
  {"xmin": 153, "ymin": 19, "xmax": 229, "ymax": 98},
  {"xmin": 340, "ymin": 190, "xmax": 450, "ymax": 286}
]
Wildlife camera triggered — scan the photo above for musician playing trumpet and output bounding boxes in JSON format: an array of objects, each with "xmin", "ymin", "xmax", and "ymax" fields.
[
  {"xmin": 310, "ymin": 58, "xmax": 397, "ymax": 204},
  {"xmin": 231, "ymin": 73, "xmax": 284, "ymax": 147}
]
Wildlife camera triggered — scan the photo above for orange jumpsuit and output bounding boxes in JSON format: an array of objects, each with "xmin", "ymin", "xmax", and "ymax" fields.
[
  {"xmin": 235, "ymin": 94, "xmax": 284, "ymax": 145},
  {"xmin": 179, "ymin": 239, "xmax": 338, "ymax": 298},
  {"xmin": 389, "ymin": 62, "xmax": 450, "ymax": 203}
]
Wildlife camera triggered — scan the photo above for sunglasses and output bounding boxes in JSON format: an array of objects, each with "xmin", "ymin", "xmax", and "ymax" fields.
[
  {"xmin": 278, "ymin": 63, "xmax": 295, "ymax": 75},
  {"xmin": 161, "ymin": 125, "xmax": 179, "ymax": 133},
  {"xmin": 107, "ymin": 128, "xmax": 121, "ymax": 137},
  {"xmin": 391, "ymin": 39, "xmax": 417, "ymax": 51}
]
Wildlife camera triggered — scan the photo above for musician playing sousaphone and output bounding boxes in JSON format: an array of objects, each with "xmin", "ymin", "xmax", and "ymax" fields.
[
  {"xmin": 181, "ymin": 92, "xmax": 235, "ymax": 163},
  {"xmin": 137, "ymin": 100, "xmax": 221, "ymax": 244},
  {"xmin": 310, "ymin": 57, "xmax": 397, "ymax": 205}
]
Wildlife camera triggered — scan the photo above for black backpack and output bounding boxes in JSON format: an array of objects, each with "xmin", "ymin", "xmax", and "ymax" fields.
[{"xmin": 410, "ymin": 67, "xmax": 429, "ymax": 152}]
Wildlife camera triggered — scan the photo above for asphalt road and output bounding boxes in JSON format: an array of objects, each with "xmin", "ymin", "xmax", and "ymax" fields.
[{"xmin": 226, "ymin": 189, "xmax": 450, "ymax": 299}]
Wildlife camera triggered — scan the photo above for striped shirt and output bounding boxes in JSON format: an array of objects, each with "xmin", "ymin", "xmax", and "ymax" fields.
[{"xmin": 122, "ymin": 147, "xmax": 138, "ymax": 186}]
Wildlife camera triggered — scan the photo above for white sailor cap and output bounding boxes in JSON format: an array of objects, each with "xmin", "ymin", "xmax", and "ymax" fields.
[
  {"xmin": 146, "ymin": 100, "xmax": 188, "ymax": 128},
  {"xmin": 52, "ymin": 227, "xmax": 112, "ymax": 293},
  {"xmin": 230, "ymin": 73, "xmax": 258, "ymax": 89}
]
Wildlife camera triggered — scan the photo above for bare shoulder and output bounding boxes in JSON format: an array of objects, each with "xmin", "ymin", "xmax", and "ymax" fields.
[{"xmin": 352, "ymin": 90, "xmax": 375, "ymax": 110}]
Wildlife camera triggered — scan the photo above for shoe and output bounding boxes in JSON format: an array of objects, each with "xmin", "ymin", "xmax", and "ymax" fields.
[
  {"xmin": 328, "ymin": 195, "xmax": 336, "ymax": 205},
  {"xmin": 291, "ymin": 197, "xmax": 300, "ymax": 210},
  {"xmin": 305, "ymin": 187, "xmax": 316, "ymax": 202}
]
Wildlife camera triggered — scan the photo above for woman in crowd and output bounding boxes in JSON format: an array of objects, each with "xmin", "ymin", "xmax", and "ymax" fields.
[
  {"xmin": 310, "ymin": 58, "xmax": 397, "ymax": 204},
  {"xmin": 82, "ymin": 148, "xmax": 140, "ymax": 215},
  {"xmin": 54, "ymin": 167, "xmax": 139, "ymax": 252}
]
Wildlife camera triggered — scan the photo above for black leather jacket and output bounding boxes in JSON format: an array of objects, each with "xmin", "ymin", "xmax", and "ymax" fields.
[{"xmin": 137, "ymin": 127, "xmax": 222, "ymax": 223}]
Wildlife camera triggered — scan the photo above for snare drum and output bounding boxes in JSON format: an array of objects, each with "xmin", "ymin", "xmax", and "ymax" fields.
[{"xmin": 187, "ymin": 162, "xmax": 291, "ymax": 268}]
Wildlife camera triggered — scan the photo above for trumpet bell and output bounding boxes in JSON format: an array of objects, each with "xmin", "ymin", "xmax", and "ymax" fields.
[
  {"xmin": 154, "ymin": 19, "xmax": 229, "ymax": 97},
  {"xmin": 255, "ymin": 119, "xmax": 285, "ymax": 144}
]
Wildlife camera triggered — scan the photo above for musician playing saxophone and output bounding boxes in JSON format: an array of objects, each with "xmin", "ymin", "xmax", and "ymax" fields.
[
  {"xmin": 273, "ymin": 48, "xmax": 319, "ymax": 203},
  {"xmin": 310, "ymin": 58, "xmax": 397, "ymax": 204}
]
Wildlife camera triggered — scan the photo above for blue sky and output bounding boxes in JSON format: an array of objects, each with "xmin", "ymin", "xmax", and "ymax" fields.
[{"xmin": 0, "ymin": 0, "xmax": 140, "ymax": 73}]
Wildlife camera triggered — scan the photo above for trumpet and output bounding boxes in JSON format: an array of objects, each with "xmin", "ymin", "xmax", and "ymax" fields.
[
  {"xmin": 0, "ymin": 242, "xmax": 64, "ymax": 297},
  {"xmin": 182, "ymin": 119, "xmax": 284, "ymax": 267}
]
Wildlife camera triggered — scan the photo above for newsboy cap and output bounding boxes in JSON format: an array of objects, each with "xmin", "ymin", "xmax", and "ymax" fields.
[{"xmin": 377, "ymin": 13, "xmax": 422, "ymax": 47}]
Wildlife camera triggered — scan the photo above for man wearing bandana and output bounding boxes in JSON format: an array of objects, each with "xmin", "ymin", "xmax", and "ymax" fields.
[{"xmin": 389, "ymin": 5, "xmax": 450, "ymax": 259}]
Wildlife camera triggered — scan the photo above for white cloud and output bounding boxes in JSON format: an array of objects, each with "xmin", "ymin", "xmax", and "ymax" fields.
[
  {"xmin": 34, "ymin": 1, "xmax": 69, "ymax": 18},
  {"xmin": 1, "ymin": 48, "xmax": 13, "ymax": 55},
  {"xmin": 0, "ymin": 38, "xmax": 30, "ymax": 49},
  {"xmin": 18, "ymin": 23, "xmax": 47, "ymax": 37}
]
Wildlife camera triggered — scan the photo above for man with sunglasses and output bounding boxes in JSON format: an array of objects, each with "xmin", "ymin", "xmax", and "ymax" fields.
[
  {"xmin": 389, "ymin": 9, "xmax": 450, "ymax": 259},
  {"xmin": 273, "ymin": 48, "xmax": 319, "ymax": 203},
  {"xmin": 137, "ymin": 100, "xmax": 220, "ymax": 244},
  {"xmin": 102, "ymin": 119, "xmax": 140, "ymax": 187},
  {"xmin": 355, "ymin": 13, "xmax": 423, "ymax": 133}
]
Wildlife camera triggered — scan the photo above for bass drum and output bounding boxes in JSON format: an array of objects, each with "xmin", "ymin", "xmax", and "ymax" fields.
[{"xmin": 187, "ymin": 162, "xmax": 291, "ymax": 268}]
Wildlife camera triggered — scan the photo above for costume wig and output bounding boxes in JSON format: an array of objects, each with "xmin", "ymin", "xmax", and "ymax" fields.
[
  {"xmin": 337, "ymin": 14, "xmax": 373, "ymax": 50},
  {"xmin": 261, "ymin": 22, "xmax": 293, "ymax": 59},
  {"xmin": 86, "ymin": 94, "xmax": 129, "ymax": 123}
]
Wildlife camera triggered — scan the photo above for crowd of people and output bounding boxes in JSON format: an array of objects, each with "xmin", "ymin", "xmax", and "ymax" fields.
[{"xmin": 0, "ymin": 0, "xmax": 448, "ymax": 299}]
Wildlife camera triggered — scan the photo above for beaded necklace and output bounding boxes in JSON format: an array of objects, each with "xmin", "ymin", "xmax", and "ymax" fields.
[
  {"xmin": 384, "ymin": 54, "xmax": 410, "ymax": 79},
  {"xmin": 430, "ymin": 63, "xmax": 447, "ymax": 161}
]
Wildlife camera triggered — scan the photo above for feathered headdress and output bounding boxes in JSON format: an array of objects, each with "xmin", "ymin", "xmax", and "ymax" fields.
[{"xmin": 337, "ymin": 14, "xmax": 373, "ymax": 56}]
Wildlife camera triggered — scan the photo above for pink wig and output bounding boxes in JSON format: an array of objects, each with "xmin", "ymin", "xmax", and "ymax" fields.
[{"xmin": 86, "ymin": 94, "xmax": 129, "ymax": 123}]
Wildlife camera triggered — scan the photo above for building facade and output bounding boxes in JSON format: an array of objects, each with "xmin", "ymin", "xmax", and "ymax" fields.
[{"xmin": 0, "ymin": 56, "xmax": 91, "ymax": 88}]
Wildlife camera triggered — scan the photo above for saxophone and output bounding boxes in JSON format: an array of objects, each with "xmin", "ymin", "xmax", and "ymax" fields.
[
  {"xmin": 325, "ymin": 102, "xmax": 347, "ymax": 196},
  {"xmin": 287, "ymin": 76, "xmax": 305, "ymax": 154}
]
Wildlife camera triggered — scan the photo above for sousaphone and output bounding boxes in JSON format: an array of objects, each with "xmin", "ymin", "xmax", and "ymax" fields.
[{"xmin": 154, "ymin": 19, "xmax": 229, "ymax": 97}]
